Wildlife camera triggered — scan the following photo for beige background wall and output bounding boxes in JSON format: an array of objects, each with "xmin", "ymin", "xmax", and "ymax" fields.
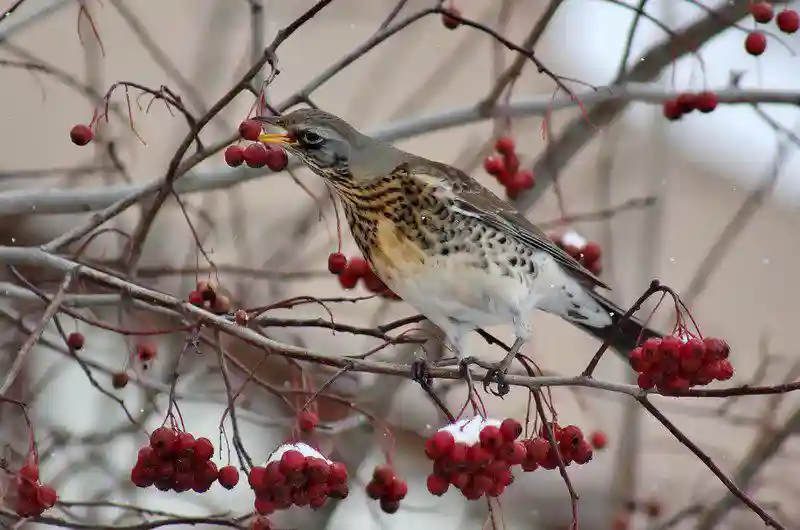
[{"xmin": 1, "ymin": 1, "xmax": 799, "ymax": 529}]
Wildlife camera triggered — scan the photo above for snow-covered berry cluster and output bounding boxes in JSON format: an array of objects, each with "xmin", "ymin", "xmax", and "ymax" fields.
[
  {"xmin": 483, "ymin": 136, "xmax": 534, "ymax": 199},
  {"xmin": 247, "ymin": 443, "xmax": 349, "ymax": 516},
  {"xmin": 424, "ymin": 417, "xmax": 525, "ymax": 500},
  {"xmin": 130, "ymin": 427, "xmax": 225, "ymax": 493},
  {"xmin": 366, "ymin": 466, "xmax": 408, "ymax": 514},
  {"xmin": 327, "ymin": 253, "xmax": 400, "ymax": 299},
  {"xmin": 550, "ymin": 229, "xmax": 602, "ymax": 276},
  {"xmin": 629, "ymin": 336, "xmax": 734, "ymax": 392},
  {"xmin": 9, "ymin": 459, "xmax": 58, "ymax": 517},
  {"xmin": 224, "ymin": 119, "xmax": 288, "ymax": 171}
]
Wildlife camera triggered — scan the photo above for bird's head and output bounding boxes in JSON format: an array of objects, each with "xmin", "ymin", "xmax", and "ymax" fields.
[{"xmin": 254, "ymin": 109, "xmax": 404, "ymax": 187}]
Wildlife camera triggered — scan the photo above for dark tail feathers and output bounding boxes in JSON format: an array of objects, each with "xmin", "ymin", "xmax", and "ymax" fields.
[{"xmin": 573, "ymin": 290, "xmax": 663, "ymax": 358}]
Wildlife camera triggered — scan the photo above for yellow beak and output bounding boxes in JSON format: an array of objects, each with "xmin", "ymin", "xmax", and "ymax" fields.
[{"xmin": 258, "ymin": 132, "xmax": 295, "ymax": 146}]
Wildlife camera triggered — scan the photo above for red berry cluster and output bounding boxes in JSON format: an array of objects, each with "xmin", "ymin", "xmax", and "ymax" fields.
[
  {"xmin": 248, "ymin": 445, "xmax": 349, "ymax": 515},
  {"xmin": 521, "ymin": 423, "xmax": 594, "ymax": 471},
  {"xmin": 224, "ymin": 120, "xmax": 288, "ymax": 171},
  {"xmin": 10, "ymin": 460, "xmax": 58, "ymax": 517},
  {"xmin": 629, "ymin": 336, "xmax": 734, "ymax": 392},
  {"xmin": 130, "ymin": 427, "xmax": 222, "ymax": 493},
  {"xmin": 424, "ymin": 418, "xmax": 525, "ymax": 500},
  {"xmin": 365, "ymin": 466, "xmax": 408, "ymax": 514},
  {"xmin": 327, "ymin": 253, "xmax": 400, "ymax": 299},
  {"xmin": 69, "ymin": 124, "xmax": 94, "ymax": 146},
  {"xmin": 483, "ymin": 136, "xmax": 534, "ymax": 199},
  {"xmin": 188, "ymin": 279, "xmax": 232, "ymax": 314},
  {"xmin": 441, "ymin": 7, "xmax": 461, "ymax": 29},
  {"xmin": 67, "ymin": 332, "xmax": 85, "ymax": 351},
  {"xmin": 663, "ymin": 91, "xmax": 719, "ymax": 121},
  {"xmin": 746, "ymin": 5, "xmax": 798, "ymax": 56},
  {"xmin": 297, "ymin": 411, "xmax": 319, "ymax": 433},
  {"xmin": 550, "ymin": 231, "xmax": 602, "ymax": 276}
]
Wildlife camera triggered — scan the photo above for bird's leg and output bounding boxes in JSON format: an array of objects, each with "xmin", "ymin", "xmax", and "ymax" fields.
[
  {"xmin": 484, "ymin": 314, "xmax": 531, "ymax": 396},
  {"xmin": 494, "ymin": 336, "xmax": 527, "ymax": 374}
]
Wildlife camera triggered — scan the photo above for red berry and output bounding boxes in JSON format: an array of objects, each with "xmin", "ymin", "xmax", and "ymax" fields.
[
  {"xmin": 188, "ymin": 290, "xmax": 204, "ymax": 306},
  {"xmin": 660, "ymin": 337, "xmax": 681, "ymax": 361},
  {"xmin": 385, "ymin": 479, "xmax": 408, "ymax": 501},
  {"xmin": 581, "ymin": 242, "xmax": 602, "ymax": 264},
  {"xmin": 149, "ymin": 427, "xmax": 177, "ymax": 455},
  {"xmin": 628, "ymin": 347, "xmax": 648, "ymax": 373},
  {"xmin": 279, "ymin": 450, "xmax": 306, "ymax": 475},
  {"xmin": 483, "ymin": 156, "xmax": 504, "ymax": 176},
  {"xmin": 327, "ymin": 252, "xmax": 347, "ymax": 274},
  {"xmin": 663, "ymin": 99, "xmax": 682, "ymax": 121},
  {"xmin": 239, "ymin": 120, "xmax": 262, "ymax": 141},
  {"xmin": 710, "ymin": 359, "xmax": 734, "ymax": 381},
  {"xmin": 572, "ymin": 441, "xmax": 593, "ymax": 464},
  {"xmin": 495, "ymin": 136, "xmax": 515, "ymax": 155},
  {"xmin": 193, "ymin": 437, "xmax": 214, "ymax": 461},
  {"xmin": 174, "ymin": 472, "xmax": 194, "ymax": 492},
  {"xmin": 479, "ymin": 425, "xmax": 503, "ymax": 451},
  {"xmin": 224, "ymin": 145, "xmax": 245, "ymax": 167},
  {"xmin": 328, "ymin": 462, "xmax": 348, "ymax": 484},
  {"xmin": 346, "ymin": 257, "xmax": 370, "ymax": 279},
  {"xmin": 305, "ymin": 457, "xmax": 330, "ymax": 482},
  {"xmin": 244, "ymin": 143, "xmax": 269, "ymax": 168},
  {"xmin": 338, "ymin": 270, "xmax": 359, "ymax": 289},
  {"xmin": 175, "ymin": 432, "xmax": 195, "ymax": 455},
  {"xmin": 218, "ymin": 465, "xmax": 239, "ymax": 489},
  {"xmin": 449, "ymin": 472, "xmax": 469, "ymax": 489},
  {"xmin": 527, "ymin": 437, "xmax": 550, "ymax": 463},
  {"xmin": 380, "ymin": 498, "xmax": 400, "ymax": 514},
  {"xmin": 156, "ymin": 460, "xmax": 175, "ymax": 480},
  {"xmin": 366, "ymin": 480, "xmax": 385, "ymax": 500},
  {"xmin": 703, "ymin": 337, "xmax": 730, "ymax": 360},
  {"xmin": 695, "ymin": 91, "xmax": 718, "ymax": 113},
  {"xmin": 505, "ymin": 441, "xmax": 527, "ymax": 465},
  {"xmin": 297, "ymin": 411, "xmax": 318, "ymax": 433},
  {"xmin": 426, "ymin": 474, "xmax": 449, "ymax": 496},
  {"xmin": 112, "ymin": 371, "xmax": 129, "ymax": 389},
  {"xmin": 512, "ymin": 169, "xmax": 535, "ymax": 191},
  {"xmin": 676, "ymin": 93, "xmax": 697, "ymax": 114},
  {"xmin": 503, "ymin": 152, "xmax": 520, "ymax": 175},
  {"xmin": 589, "ymin": 430, "xmax": 608, "ymax": 450},
  {"xmin": 70, "ymin": 124, "xmax": 93, "ymax": 146},
  {"xmin": 466, "ymin": 444, "xmax": 492, "ymax": 466},
  {"xmin": 328, "ymin": 482, "xmax": 349, "ymax": 499},
  {"xmin": 137, "ymin": 343, "xmax": 157, "ymax": 362},
  {"xmin": 450, "ymin": 443, "xmax": 468, "ymax": 463},
  {"xmin": 372, "ymin": 465, "xmax": 395, "ymax": 485},
  {"xmin": 67, "ymin": 332, "xmax": 84, "ymax": 350},
  {"xmin": 642, "ymin": 338, "xmax": 663, "ymax": 363},
  {"xmin": 559, "ymin": 425, "xmax": 584, "ymax": 449},
  {"xmin": 363, "ymin": 269, "xmax": 387, "ymax": 294},
  {"xmin": 745, "ymin": 31, "xmax": 767, "ymax": 55},
  {"xmin": 131, "ymin": 465, "xmax": 154, "ymax": 488},
  {"xmin": 441, "ymin": 7, "xmax": 461, "ymax": 29},
  {"xmin": 499, "ymin": 418, "xmax": 522, "ymax": 441},
  {"xmin": 750, "ymin": 2, "xmax": 774, "ymax": 23},
  {"xmin": 777, "ymin": 9, "xmax": 800, "ymax": 33},
  {"xmin": 266, "ymin": 148, "xmax": 288, "ymax": 171},
  {"xmin": 424, "ymin": 430, "xmax": 455, "ymax": 460}
]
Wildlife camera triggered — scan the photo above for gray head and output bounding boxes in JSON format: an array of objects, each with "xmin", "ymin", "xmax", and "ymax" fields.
[{"xmin": 254, "ymin": 109, "xmax": 404, "ymax": 186}]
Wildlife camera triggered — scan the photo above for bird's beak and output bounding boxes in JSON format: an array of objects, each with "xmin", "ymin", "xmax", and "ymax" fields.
[{"xmin": 252, "ymin": 115, "xmax": 296, "ymax": 146}]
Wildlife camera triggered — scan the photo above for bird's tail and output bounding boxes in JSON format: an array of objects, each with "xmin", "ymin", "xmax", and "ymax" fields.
[{"xmin": 573, "ymin": 290, "xmax": 663, "ymax": 358}]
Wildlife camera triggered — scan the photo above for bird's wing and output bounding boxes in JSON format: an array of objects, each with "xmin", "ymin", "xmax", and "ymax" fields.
[{"xmin": 399, "ymin": 157, "xmax": 609, "ymax": 290}]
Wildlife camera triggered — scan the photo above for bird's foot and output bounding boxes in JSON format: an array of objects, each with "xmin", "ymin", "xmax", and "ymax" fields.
[
  {"xmin": 410, "ymin": 357, "xmax": 432, "ymax": 388},
  {"xmin": 483, "ymin": 362, "xmax": 511, "ymax": 398}
]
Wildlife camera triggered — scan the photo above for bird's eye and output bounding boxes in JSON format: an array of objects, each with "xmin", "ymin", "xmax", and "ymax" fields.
[{"xmin": 301, "ymin": 130, "xmax": 323, "ymax": 146}]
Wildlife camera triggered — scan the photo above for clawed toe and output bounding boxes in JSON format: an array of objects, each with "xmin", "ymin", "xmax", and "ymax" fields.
[{"xmin": 411, "ymin": 357, "xmax": 432, "ymax": 387}]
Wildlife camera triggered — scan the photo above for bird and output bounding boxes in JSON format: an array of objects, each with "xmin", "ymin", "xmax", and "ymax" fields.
[{"xmin": 254, "ymin": 108, "xmax": 661, "ymax": 376}]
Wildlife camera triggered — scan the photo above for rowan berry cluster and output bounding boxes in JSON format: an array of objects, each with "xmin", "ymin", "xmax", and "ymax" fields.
[
  {"xmin": 130, "ymin": 427, "xmax": 224, "ymax": 493},
  {"xmin": 224, "ymin": 119, "xmax": 289, "ymax": 171},
  {"xmin": 188, "ymin": 279, "xmax": 232, "ymax": 314},
  {"xmin": 365, "ymin": 466, "xmax": 409, "ymax": 514},
  {"xmin": 550, "ymin": 230, "xmax": 602, "ymax": 276},
  {"xmin": 327, "ymin": 252, "xmax": 400, "ymax": 299},
  {"xmin": 247, "ymin": 443, "xmax": 349, "ymax": 515},
  {"xmin": 521, "ymin": 423, "xmax": 594, "ymax": 470},
  {"xmin": 629, "ymin": 336, "xmax": 734, "ymax": 392},
  {"xmin": 745, "ymin": 4, "xmax": 798, "ymax": 55},
  {"xmin": 483, "ymin": 136, "xmax": 535, "ymax": 199},
  {"xmin": 663, "ymin": 91, "xmax": 719, "ymax": 121},
  {"xmin": 424, "ymin": 417, "xmax": 525, "ymax": 500},
  {"xmin": 10, "ymin": 460, "xmax": 58, "ymax": 517}
]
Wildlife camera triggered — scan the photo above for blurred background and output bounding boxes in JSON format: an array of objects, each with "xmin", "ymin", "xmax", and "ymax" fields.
[{"xmin": 1, "ymin": 0, "xmax": 800, "ymax": 529}]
